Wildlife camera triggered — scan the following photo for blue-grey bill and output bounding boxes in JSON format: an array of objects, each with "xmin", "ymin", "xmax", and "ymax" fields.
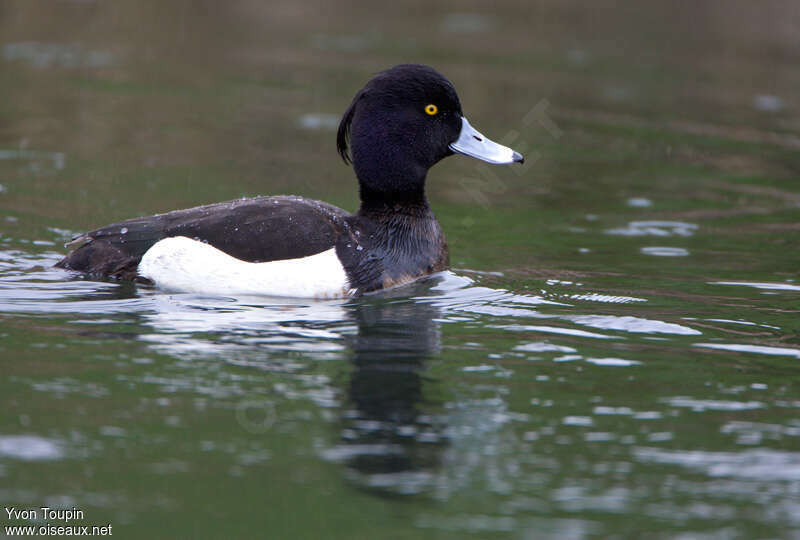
[{"xmin": 449, "ymin": 117, "xmax": 524, "ymax": 165}]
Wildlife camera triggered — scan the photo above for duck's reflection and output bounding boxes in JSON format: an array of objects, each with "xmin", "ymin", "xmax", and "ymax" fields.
[
  {"xmin": 335, "ymin": 282, "xmax": 446, "ymax": 493},
  {"xmin": 137, "ymin": 273, "xmax": 470, "ymax": 494}
]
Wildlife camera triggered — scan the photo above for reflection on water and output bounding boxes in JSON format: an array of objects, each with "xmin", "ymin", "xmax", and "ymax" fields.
[
  {"xmin": 335, "ymin": 290, "xmax": 444, "ymax": 494},
  {"xmin": 604, "ymin": 221, "xmax": 698, "ymax": 237},
  {"xmin": 695, "ymin": 343, "xmax": 800, "ymax": 360},
  {"xmin": 0, "ymin": 435, "xmax": 63, "ymax": 461},
  {"xmin": 2, "ymin": 246, "xmax": 799, "ymax": 537}
]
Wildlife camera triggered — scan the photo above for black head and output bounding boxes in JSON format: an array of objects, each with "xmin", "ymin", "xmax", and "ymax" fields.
[{"xmin": 337, "ymin": 64, "xmax": 465, "ymax": 203}]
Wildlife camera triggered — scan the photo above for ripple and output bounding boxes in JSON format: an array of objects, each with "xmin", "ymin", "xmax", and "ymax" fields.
[
  {"xmin": 566, "ymin": 315, "xmax": 701, "ymax": 335},
  {"xmin": 357, "ymin": 471, "xmax": 435, "ymax": 495},
  {"xmin": 640, "ymin": 246, "xmax": 689, "ymax": 257},
  {"xmin": 142, "ymin": 294, "xmax": 350, "ymax": 333},
  {"xmin": 634, "ymin": 447, "xmax": 800, "ymax": 481},
  {"xmin": 567, "ymin": 293, "xmax": 647, "ymax": 304},
  {"xmin": 491, "ymin": 324, "xmax": 616, "ymax": 340},
  {"xmin": 605, "ymin": 221, "xmax": 698, "ymax": 237},
  {"xmin": 415, "ymin": 513, "xmax": 515, "ymax": 533},
  {"xmin": 31, "ymin": 379, "xmax": 109, "ymax": 398},
  {"xmin": 586, "ymin": 357, "xmax": 641, "ymax": 367},
  {"xmin": 0, "ymin": 435, "xmax": 63, "ymax": 461},
  {"xmin": 593, "ymin": 406, "xmax": 634, "ymax": 415},
  {"xmin": 721, "ymin": 421, "xmax": 800, "ymax": 439},
  {"xmin": 626, "ymin": 197, "xmax": 653, "ymax": 208},
  {"xmin": 710, "ymin": 281, "xmax": 800, "ymax": 292},
  {"xmin": 692, "ymin": 318, "xmax": 780, "ymax": 330},
  {"xmin": 694, "ymin": 343, "xmax": 800, "ymax": 359},
  {"xmin": 514, "ymin": 342, "xmax": 577, "ymax": 353},
  {"xmin": 320, "ymin": 444, "xmax": 404, "ymax": 462},
  {"xmin": 662, "ymin": 396, "xmax": 765, "ymax": 412},
  {"xmin": 563, "ymin": 416, "xmax": 593, "ymax": 426}
]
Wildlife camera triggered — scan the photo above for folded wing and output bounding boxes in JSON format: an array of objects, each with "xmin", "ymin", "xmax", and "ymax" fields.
[{"xmin": 56, "ymin": 196, "xmax": 350, "ymax": 281}]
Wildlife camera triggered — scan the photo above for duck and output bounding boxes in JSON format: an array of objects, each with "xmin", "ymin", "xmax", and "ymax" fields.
[{"xmin": 56, "ymin": 64, "xmax": 524, "ymax": 298}]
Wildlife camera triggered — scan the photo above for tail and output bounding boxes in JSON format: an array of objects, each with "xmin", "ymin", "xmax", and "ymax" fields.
[{"xmin": 55, "ymin": 238, "xmax": 143, "ymax": 281}]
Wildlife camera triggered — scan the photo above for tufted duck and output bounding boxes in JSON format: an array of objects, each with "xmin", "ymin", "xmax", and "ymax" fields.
[{"xmin": 56, "ymin": 64, "xmax": 524, "ymax": 297}]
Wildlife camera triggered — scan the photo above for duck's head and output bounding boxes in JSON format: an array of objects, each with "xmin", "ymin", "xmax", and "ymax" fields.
[{"xmin": 337, "ymin": 64, "xmax": 523, "ymax": 205}]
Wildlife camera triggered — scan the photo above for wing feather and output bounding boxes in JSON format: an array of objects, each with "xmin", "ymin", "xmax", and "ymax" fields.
[{"xmin": 56, "ymin": 196, "xmax": 350, "ymax": 279}]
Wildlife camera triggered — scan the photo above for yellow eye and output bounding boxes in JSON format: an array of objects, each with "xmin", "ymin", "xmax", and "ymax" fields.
[{"xmin": 425, "ymin": 104, "xmax": 438, "ymax": 116}]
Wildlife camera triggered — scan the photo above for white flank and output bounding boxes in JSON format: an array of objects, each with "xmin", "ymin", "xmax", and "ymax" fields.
[{"xmin": 138, "ymin": 236, "xmax": 353, "ymax": 298}]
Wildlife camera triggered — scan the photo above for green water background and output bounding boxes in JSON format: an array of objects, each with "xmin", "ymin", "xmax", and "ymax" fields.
[{"xmin": 1, "ymin": 1, "xmax": 799, "ymax": 538}]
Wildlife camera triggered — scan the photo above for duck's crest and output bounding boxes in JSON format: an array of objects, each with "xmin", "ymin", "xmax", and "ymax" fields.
[{"xmin": 337, "ymin": 89, "xmax": 364, "ymax": 165}]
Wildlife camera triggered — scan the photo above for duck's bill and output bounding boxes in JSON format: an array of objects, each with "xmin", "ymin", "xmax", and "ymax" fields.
[{"xmin": 449, "ymin": 117, "xmax": 524, "ymax": 165}]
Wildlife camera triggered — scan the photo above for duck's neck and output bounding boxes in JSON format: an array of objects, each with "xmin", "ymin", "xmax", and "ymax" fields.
[
  {"xmin": 355, "ymin": 186, "xmax": 441, "ymax": 260},
  {"xmin": 347, "ymin": 159, "xmax": 448, "ymax": 292},
  {"xmin": 353, "ymin": 152, "xmax": 437, "ymax": 233},
  {"xmin": 357, "ymin": 185, "xmax": 431, "ymax": 219}
]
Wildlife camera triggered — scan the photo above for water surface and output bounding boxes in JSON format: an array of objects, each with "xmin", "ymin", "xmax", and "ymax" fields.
[{"xmin": 1, "ymin": 2, "xmax": 799, "ymax": 538}]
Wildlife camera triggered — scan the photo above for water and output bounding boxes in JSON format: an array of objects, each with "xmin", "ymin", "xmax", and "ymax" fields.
[{"xmin": 2, "ymin": 2, "xmax": 799, "ymax": 538}]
